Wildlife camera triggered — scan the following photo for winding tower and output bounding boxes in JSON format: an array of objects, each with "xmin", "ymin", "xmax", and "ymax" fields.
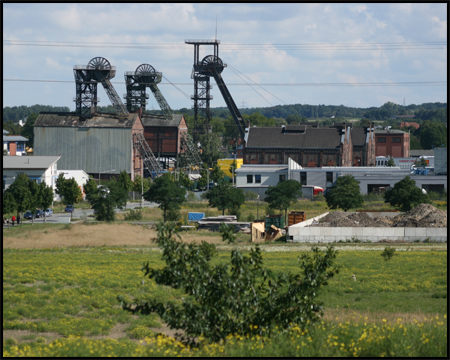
[
  {"xmin": 124, "ymin": 64, "xmax": 202, "ymax": 170},
  {"xmin": 73, "ymin": 57, "xmax": 128, "ymax": 118},
  {"xmin": 185, "ymin": 39, "xmax": 246, "ymax": 142}
]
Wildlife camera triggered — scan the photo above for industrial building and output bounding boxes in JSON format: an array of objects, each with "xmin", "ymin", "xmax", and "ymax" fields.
[
  {"xmin": 142, "ymin": 114, "xmax": 188, "ymax": 165},
  {"xmin": 33, "ymin": 112, "xmax": 144, "ymax": 180},
  {"xmin": 375, "ymin": 128, "xmax": 410, "ymax": 157},
  {"xmin": 243, "ymin": 123, "xmax": 375, "ymax": 167},
  {"xmin": 235, "ymin": 158, "xmax": 447, "ymax": 200}
]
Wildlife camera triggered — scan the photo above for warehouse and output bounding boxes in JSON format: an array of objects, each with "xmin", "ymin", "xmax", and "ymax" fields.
[{"xmin": 33, "ymin": 112, "xmax": 144, "ymax": 180}]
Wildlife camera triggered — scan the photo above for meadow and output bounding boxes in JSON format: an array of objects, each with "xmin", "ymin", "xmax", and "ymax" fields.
[{"xmin": 3, "ymin": 234, "xmax": 447, "ymax": 357}]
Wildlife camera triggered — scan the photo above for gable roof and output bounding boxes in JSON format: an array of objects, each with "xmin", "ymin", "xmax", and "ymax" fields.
[
  {"xmin": 351, "ymin": 127, "xmax": 368, "ymax": 146},
  {"xmin": 34, "ymin": 112, "xmax": 140, "ymax": 128},
  {"xmin": 3, "ymin": 155, "xmax": 61, "ymax": 170},
  {"xmin": 141, "ymin": 113, "xmax": 185, "ymax": 127},
  {"xmin": 246, "ymin": 126, "xmax": 343, "ymax": 149}
]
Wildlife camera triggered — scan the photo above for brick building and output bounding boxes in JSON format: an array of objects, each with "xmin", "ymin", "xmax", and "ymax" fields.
[
  {"xmin": 375, "ymin": 129, "xmax": 410, "ymax": 158},
  {"xmin": 243, "ymin": 123, "xmax": 375, "ymax": 167}
]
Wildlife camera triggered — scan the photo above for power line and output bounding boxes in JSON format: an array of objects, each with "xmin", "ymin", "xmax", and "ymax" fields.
[
  {"xmin": 3, "ymin": 79, "xmax": 446, "ymax": 87},
  {"xmin": 3, "ymin": 39, "xmax": 447, "ymax": 51}
]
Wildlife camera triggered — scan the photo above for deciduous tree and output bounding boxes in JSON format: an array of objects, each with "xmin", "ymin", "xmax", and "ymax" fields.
[
  {"xmin": 119, "ymin": 222, "xmax": 339, "ymax": 343},
  {"xmin": 205, "ymin": 182, "xmax": 245, "ymax": 215},
  {"xmin": 324, "ymin": 175, "xmax": 363, "ymax": 212},
  {"xmin": 264, "ymin": 180, "xmax": 303, "ymax": 222},
  {"xmin": 384, "ymin": 176, "xmax": 430, "ymax": 212},
  {"xmin": 143, "ymin": 173, "xmax": 186, "ymax": 222}
]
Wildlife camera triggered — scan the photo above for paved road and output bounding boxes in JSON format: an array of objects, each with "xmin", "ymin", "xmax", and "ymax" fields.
[{"xmin": 18, "ymin": 201, "xmax": 159, "ymax": 224}]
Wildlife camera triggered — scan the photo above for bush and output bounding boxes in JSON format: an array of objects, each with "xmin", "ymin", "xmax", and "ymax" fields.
[
  {"xmin": 380, "ymin": 246, "xmax": 397, "ymax": 261},
  {"xmin": 119, "ymin": 222, "xmax": 339, "ymax": 343},
  {"xmin": 123, "ymin": 210, "xmax": 143, "ymax": 221}
]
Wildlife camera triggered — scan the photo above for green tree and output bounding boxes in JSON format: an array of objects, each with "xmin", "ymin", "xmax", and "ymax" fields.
[
  {"xmin": 414, "ymin": 157, "xmax": 428, "ymax": 167},
  {"xmin": 106, "ymin": 179, "xmax": 128, "ymax": 210},
  {"xmin": 417, "ymin": 121, "xmax": 447, "ymax": 149},
  {"xmin": 324, "ymin": 175, "xmax": 364, "ymax": 212},
  {"xmin": 83, "ymin": 177, "xmax": 99, "ymax": 205},
  {"xmin": 3, "ymin": 191, "xmax": 17, "ymax": 219},
  {"xmin": 205, "ymin": 182, "xmax": 245, "ymax": 215},
  {"xmin": 3, "ymin": 174, "xmax": 32, "ymax": 222},
  {"xmin": 175, "ymin": 170, "xmax": 193, "ymax": 190},
  {"xmin": 264, "ymin": 180, "xmax": 303, "ymax": 222},
  {"xmin": 143, "ymin": 173, "xmax": 186, "ymax": 222},
  {"xmin": 92, "ymin": 196, "xmax": 116, "ymax": 222},
  {"xmin": 384, "ymin": 176, "xmax": 430, "ymax": 212},
  {"xmin": 387, "ymin": 157, "xmax": 395, "ymax": 167},
  {"xmin": 119, "ymin": 222, "xmax": 339, "ymax": 343},
  {"xmin": 56, "ymin": 175, "xmax": 82, "ymax": 220},
  {"xmin": 199, "ymin": 133, "xmax": 224, "ymax": 167},
  {"xmin": 21, "ymin": 113, "xmax": 38, "ymax": 148},
  {"xmin": 210, "ymin": 163, "xmax": 225, "ymax": 183},
  {"xmin": 38, "ymin": 181, "xmax": 54, "ymax": 224},
  {"xmin": 117, "ymin": 171, "xmax": 133, "ymax": 208}
]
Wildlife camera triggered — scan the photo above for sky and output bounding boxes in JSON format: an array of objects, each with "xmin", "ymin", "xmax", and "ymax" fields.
[{"xmin": 3, "ymin": 3, "xmax": 447, "ymax": 112}]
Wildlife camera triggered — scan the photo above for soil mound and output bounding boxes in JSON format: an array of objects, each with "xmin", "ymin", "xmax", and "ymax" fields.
[
  {"xmin": 315, "ymin": 211, "xmax": 383, "ymax": 227},
  {"xmin": 391, "ymin": 204, "xmax": 447, "ymax": 228},
  {"xmin": 310, "ymin": 204, "xmax": 447, "ymax": 228}
]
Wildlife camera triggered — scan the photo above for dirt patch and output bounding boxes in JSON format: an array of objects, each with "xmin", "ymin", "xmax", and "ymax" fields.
[
  {"xmin": 310, "ymin": 204, "xmax": 447, "ymax": 228},
  {"xmin": 3, "ymin": 223, "xmax": 225, "ymax": 249}
]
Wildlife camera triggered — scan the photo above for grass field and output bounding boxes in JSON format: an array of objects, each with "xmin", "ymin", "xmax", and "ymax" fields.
[{"xmin": 2, "ymin": 220, "xmax": 447, "ymax": 357}]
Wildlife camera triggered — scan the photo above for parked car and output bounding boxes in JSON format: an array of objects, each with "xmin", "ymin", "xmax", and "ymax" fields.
[
  {"xmin": 64, "ymin": 205, "xmax": 75, "ymax": 213},
  {"xmin": 23, "ymin": 211, "xmax": 34, "ymax": 220},
  {"xmin": 45, "ymin": 208, "xmax": 53, "ymax": 217},
  {"xmin": 35, "ymin": 209, "xmax": 43, "ymax": 218}
]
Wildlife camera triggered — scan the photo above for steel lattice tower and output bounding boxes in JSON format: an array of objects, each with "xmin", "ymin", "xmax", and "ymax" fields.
[
  {"xmin": 185, "ymin": 39, "xmax": 246, "ymax": 142},
  {"xmin": 73, "ymin": 57, "xmax": 128, "ymax": 119}
]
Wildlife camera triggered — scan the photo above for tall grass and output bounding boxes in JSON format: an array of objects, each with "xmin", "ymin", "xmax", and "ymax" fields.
[{"xmin": 2, "ymin": 246, "xmax": 447, "ymax": 357}]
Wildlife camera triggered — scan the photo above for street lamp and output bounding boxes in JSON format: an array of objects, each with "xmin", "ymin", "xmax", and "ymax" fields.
[
  {"xmin": 230, "ymin": 166, "xmax": 235, "ymax": 187},
  {"xmin": 257, "ymin": 195, "xmax": 260, "ymax": 220}
]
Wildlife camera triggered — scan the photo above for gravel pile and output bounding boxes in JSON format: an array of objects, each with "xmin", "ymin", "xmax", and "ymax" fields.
[{"xmin": 309, "ymin": 204, "xmax": 447, "ymax": 228}]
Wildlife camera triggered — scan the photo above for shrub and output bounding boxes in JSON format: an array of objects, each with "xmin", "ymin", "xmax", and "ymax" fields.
[
  {"xmin": 380, "ymin": 246, "xmax": 397, "ymax": 261},
  {"xmin": 199, "ymin": 241, "xmax": 217, "ymax": 261},
  {"xmin": 119, "ymin": 222, "xmax": 339, "ymax": 342},
  {"xmin": 123, "ymin": 210, "xmax": 143, "ymax": 221}
]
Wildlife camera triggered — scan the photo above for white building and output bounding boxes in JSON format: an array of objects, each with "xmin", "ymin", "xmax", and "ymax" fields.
[
  {"xmin": 235, "ymin": 158, "xmax": 447, "ymax": 199},
  {"xmin": 55, "ymin": 170, "xmax": 90, "ymax": 201},
  {"xmin": 3, "ymin": 156, "xmax": 61, "ymax": 199}
]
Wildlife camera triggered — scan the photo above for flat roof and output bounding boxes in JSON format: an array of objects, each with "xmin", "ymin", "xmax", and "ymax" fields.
[{"xmin": 3, "ymin": 155, "xmax": 61, "ymax": 170}]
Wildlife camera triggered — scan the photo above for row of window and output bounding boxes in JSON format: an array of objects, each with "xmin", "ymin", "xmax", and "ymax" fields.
[
  {"xmin": 377, "ymin": 137, "xmax": 402, "ymax": 143},
  {"xmin": 246, "ymin": 172, "xmax": 334, "ymax": 185}
]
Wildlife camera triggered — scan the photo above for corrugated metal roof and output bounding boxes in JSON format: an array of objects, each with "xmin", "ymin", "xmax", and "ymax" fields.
[
  {"xmin": 141, "ymin": 114, "xmax": 184, "ymax": 127},
  {"xmin": 410, "ymin": 149, "xmax": 434, "ymax": 157},
  {"xmin": 3, "ymin": 135, "xmax": 29, "ymax": 142},
  {"xmin": 3, "ymin": 155, "xmax": 60, "ymax": 169},
  {"xmin": 246, "ymin": 126, "xmax": 342, "ymax": 149},
  {"xmin": 34, "ymin": 112, "xmax": 140, "ymax": 128}
]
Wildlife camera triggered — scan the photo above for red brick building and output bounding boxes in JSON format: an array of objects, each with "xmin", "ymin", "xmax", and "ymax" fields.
[
  {"xmin": 244, "ymin": 123, "xmax": 375, "ymax": 167},
  {"xmin": 141, "ymin": 114, "xmax": 188, "ymax": 158},
  {"xmin": 375, "ymin": 129, "xmax": 410, "ymax": 158}
]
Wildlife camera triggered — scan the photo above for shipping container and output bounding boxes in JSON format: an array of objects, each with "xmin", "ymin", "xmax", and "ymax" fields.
[
  {"xmin": 265, "ymin": 214, "xmax": 284, "ymax": 232},
  {"xmin": 288, "ymin": 211, "xmax": 306, "ymax": 226}
]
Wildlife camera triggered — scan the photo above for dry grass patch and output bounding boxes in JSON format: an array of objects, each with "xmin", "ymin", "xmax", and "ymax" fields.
[
  {"xmin": 322, "ymin": 308, "xmax": 443, "ymax": 324},
  {"xmin": 3, "ymin": 223, "xmax": 228, "ymax": 249}
]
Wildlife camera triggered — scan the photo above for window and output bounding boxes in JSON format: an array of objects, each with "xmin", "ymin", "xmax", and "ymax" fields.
[
  {"xmin": 377, "ymin": 137, "xmax": 386, "ymax": 143},
  {"xmin": 326, "ymin": 172, "xmax": 333, "ymax": 183},
  {"xmin": 247, "ymin": 175, "xmax": 253, "ymax": 183},
  {"xmin": 300, "ymin": 172, "xmax": 307, "ymax": 185},
  {"xmin": 255, "ymin": 175, "xmax": 261, "ymax": 184},
  {"xmin": 392, "ymin": 137, "xmax": 401, "ymax": 143},
  {"xmin": 279, "ymin": 174, "xmax": 286, "ymax": 182}
]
